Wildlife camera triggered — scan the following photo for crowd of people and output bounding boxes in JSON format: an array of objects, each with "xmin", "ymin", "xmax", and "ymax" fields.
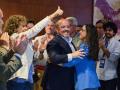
[{"xmin": 0, "ymin": 6, "xmax": 120, "ymax": 90}]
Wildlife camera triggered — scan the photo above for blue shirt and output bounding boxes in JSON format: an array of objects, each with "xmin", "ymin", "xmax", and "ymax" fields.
[{"xmin": 64, "ymin": 43, "xmax": 100, "ymax": 90}]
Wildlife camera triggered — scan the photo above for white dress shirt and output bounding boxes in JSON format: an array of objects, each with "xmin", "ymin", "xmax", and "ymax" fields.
[
  {"xmin": 62, "ymin": 36, "xmax": 76, "ymax": 62},
  {"xmin": 97, "ymin": 36, "xmax": 120, "ymax": 80}
]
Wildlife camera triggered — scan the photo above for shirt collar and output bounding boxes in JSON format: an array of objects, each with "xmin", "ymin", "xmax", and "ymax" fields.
[{"xmin": 61, "ymin": 36, "xmax": 72, "ymax": 43}]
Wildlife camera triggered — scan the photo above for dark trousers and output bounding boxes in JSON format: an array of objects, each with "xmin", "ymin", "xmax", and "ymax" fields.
[
  {"xmin": 98, "ymin": 78, "xmax": 117, "ymax": 90},
  {"xmin": 117, "ymin": 77, "xmax": 120, "ymax": 90},
  {"xmin": 7, "ymin": 80, "xmax": 33, "ymax": 90}
]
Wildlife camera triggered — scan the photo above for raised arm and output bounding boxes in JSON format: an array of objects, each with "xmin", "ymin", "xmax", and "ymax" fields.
[{"xmin": 20, "ymin": 6, "xmax": 63, "ymax": 39}]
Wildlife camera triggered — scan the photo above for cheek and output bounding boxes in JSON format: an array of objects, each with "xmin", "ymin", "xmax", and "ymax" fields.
[
  {"xmin": 80, "ymin": 33, "xmax": 83, "ymax": 39},
  {"xmin": 106, "ymin": 31, "xmax": 113, "ymax": 35},
  {"xmin": 97, "ymin": 29, "xmax": 101, "ymax": 34},
  {"xmin": 16, "ymin": 27, "xmax": 21, "ymax": 32},
  {"xmin": 17, "ymin": 26, "xmax": 25, "ymax": 33},
  {"xmin": 109, "ymin": 32, "xmax": 115, "ymax": 36},
  {"xmin": 80, "ymin": 32, "xmax": 86, "ymax": 39},
  {"xmin": 45, "ymin": 28, "xmax": 51, "ymax": 32}
]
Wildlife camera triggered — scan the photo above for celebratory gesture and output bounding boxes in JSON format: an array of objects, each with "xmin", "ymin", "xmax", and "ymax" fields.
[{"xmin": 49, "ymin": 6, "xmax": 63, "ymax": 20}]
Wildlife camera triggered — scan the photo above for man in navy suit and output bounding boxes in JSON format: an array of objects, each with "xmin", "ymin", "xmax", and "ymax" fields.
[{"xmin": 41, "ymin": 18, "xmax": 83, "ymax": 90}]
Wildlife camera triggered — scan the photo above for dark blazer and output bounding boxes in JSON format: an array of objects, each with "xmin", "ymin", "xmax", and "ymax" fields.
[
  {"xmin": 0, "ymin": 47, "xmax": 22, "ymax": 90},
  {"xmin": 41, "ymin": 35, "xmax": 76, "ymax": 90},
  {"xmin": 117, "ymin": 57, "xmax": 120, "ymax": 90}
]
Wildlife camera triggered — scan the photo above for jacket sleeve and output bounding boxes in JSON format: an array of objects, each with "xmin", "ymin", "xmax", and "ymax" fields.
[
  {"xmin": 47, "ymin": 40, "xmax": 68, "ymax": 64},
  {"xmin": 19, "ymin": 17, "xmax": 51, "ymax": 39},
  {"xmin": 108, "ymin": 40, "xmax": 120, "ymax": 62},
  {"xmin": 0, "ymin": 47, "xmax": 22, "ymax": 81}
]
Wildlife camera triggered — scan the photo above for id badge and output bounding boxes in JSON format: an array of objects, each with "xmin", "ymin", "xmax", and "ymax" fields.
[{"xmin": 99, "ymin": 58, "xmax": 105, "ymax": 68}]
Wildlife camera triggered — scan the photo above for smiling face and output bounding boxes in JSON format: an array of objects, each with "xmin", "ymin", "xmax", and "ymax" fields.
[
  {"xmin": 16, "ymin": 21, "xmax": 27, "ymax": 33},
  {"xmin": 45, "ymin": 21, "xmax": 56, "ymax": 34},
  {"xmin": 104, "ymin": 22, "xmax": 117, "ymax": 39},
  {"xmin": 105, "ymin": 28, "xmax": 115, "ymax": 39},
  {"xmin": 57, "ymin": 19, "xmax": 71, "ymax": 38}
]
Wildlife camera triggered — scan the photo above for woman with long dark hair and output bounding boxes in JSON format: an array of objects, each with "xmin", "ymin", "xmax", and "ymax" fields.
[{"xmin": 64, "ymin": 24, "xmax": 100, "ymax": 90}]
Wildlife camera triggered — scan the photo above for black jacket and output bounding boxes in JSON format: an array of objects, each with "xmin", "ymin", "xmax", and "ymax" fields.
[{"xmin": 41, "ymin": 35, "xmax": 76, "ymax": 90}]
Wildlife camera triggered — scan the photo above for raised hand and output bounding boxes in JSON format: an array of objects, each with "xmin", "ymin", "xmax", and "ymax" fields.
[
  {"xmin": 49, "ymin": 6, "xmax": 63, "ymax": 20},
  {"xmin": 39, "ymin": 40, "xmax": 47, "ymax": 53},
  {"xmin": 99, "ymin": 39, "xmax": 105, "ymax": 49},
  {"xmin": 13, "ymin": 35, "xmax": 29, "ymax": 55},
  {"xmin": 0, "ymin": 32, "xmax": 10, "ymax": 50},
  {"xmin": 54, "ymin": 6, "xmax": 63, "ymax": 16}
]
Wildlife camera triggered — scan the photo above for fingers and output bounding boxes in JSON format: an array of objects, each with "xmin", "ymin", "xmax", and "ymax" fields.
[
  {"xmin": 56, "ymin": 6, "xmax": 63, "ymax": 15},
  {"xmin": 15, "ymin": 34, "xmax": 27, "ymax": 46},
  {"xmin": 48, "ymin": 6, "xmax": 63, "ymax": 20},
  {"xmin": 19, "ymin": 38, "xmax": 28, "ymax": 48},
  {"xmin": 18, "ymin": 38, "xmax": 28, "ymax": 48},
  {"xmin": 79, "ymin": 49, "xmax": 84, "ymax": 52},
  {"xmin": 0, "ymin": 32, "xmax": 10, "ymax": 48},
  {"xmin": 20, "ymin": 35, "xmax": 27, "ymax": 41},
  {"xmin": 79, "ymin": 51, "xmax": 85, "ymax": 57},
  {"xmin": 58, "ymin": 6, "xmax": 60, "ymax": 10},
  {"xmin": 14, "ymin": 38, "xmax": 28, "ymax": 55},
  {"xmin": 78, "ymin": 50, "xmax": 85, "ymax": 57},
  {"xmin": 9, "ymin": 37, "xmax": 15, "ymax": 49},
  {"xmin": 72, "ymin": 50, "xmax": 86, "ymax": 58},
  {"xmin": 0, "ymin": 32, "xmax": 9, "ymax": 41}
]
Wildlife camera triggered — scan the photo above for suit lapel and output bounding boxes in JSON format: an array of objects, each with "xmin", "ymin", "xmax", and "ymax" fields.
[
  {"xmin": 56, "ymin": 35, "xmax": 73, "ymax": 53},
  {"xmin": 71, "ymin": 42, "xmax": 77, "ymax": 51}
]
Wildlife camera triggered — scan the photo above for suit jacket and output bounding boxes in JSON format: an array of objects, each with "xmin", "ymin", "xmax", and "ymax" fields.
[
  {"xmin": 41, "ymin": 35, "xmax": 75, "ymax": 90},
  {"xmin": 117, "ymin": 39, "xmax": 120, "ymax": 77},
  {"xmin": 117, "ymin": 57, "xmax": 120, "ymax": 90},
  {"xmin": 0, "ymin": 46, "xmax": 22, "ymax": 90},
  {"xmin": 117, "ymin": 58, "xmax": 120, "ymax": 76}
]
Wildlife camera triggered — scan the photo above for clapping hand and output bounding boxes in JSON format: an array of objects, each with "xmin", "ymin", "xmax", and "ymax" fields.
[
  {"xmin": 13, "ymin": 35, "xmax": 29, "ymax": 55},
  {"xmin": 0, "ymin": 32, "xmax": 10, "ymax": 50},
  {"xmin": 99, "ymin": 39, "xmax": 105, "ymax": 49}
]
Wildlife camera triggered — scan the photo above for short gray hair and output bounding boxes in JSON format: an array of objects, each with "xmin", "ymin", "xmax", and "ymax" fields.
[{"xmin": 66, "ymin": 17, "xmax": 78, "ymax": 26}]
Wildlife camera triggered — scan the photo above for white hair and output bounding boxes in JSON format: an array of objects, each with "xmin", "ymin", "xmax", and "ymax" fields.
[{"xmin": 66, "ymin": 17, "xmax": 78, "ymax": 26}]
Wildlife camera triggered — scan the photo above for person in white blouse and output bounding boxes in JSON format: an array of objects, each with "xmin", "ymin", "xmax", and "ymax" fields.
[
  {"xmin": 32, "ymin": 21, "xmax": 56, "ymax": 86},
  {"xmin": 33, "ymin": 21, "xmax": 56, "ymax": 66},
  {"xmin": 4, "ymin": 6, "xmax": 63, "ymax": 90}
]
